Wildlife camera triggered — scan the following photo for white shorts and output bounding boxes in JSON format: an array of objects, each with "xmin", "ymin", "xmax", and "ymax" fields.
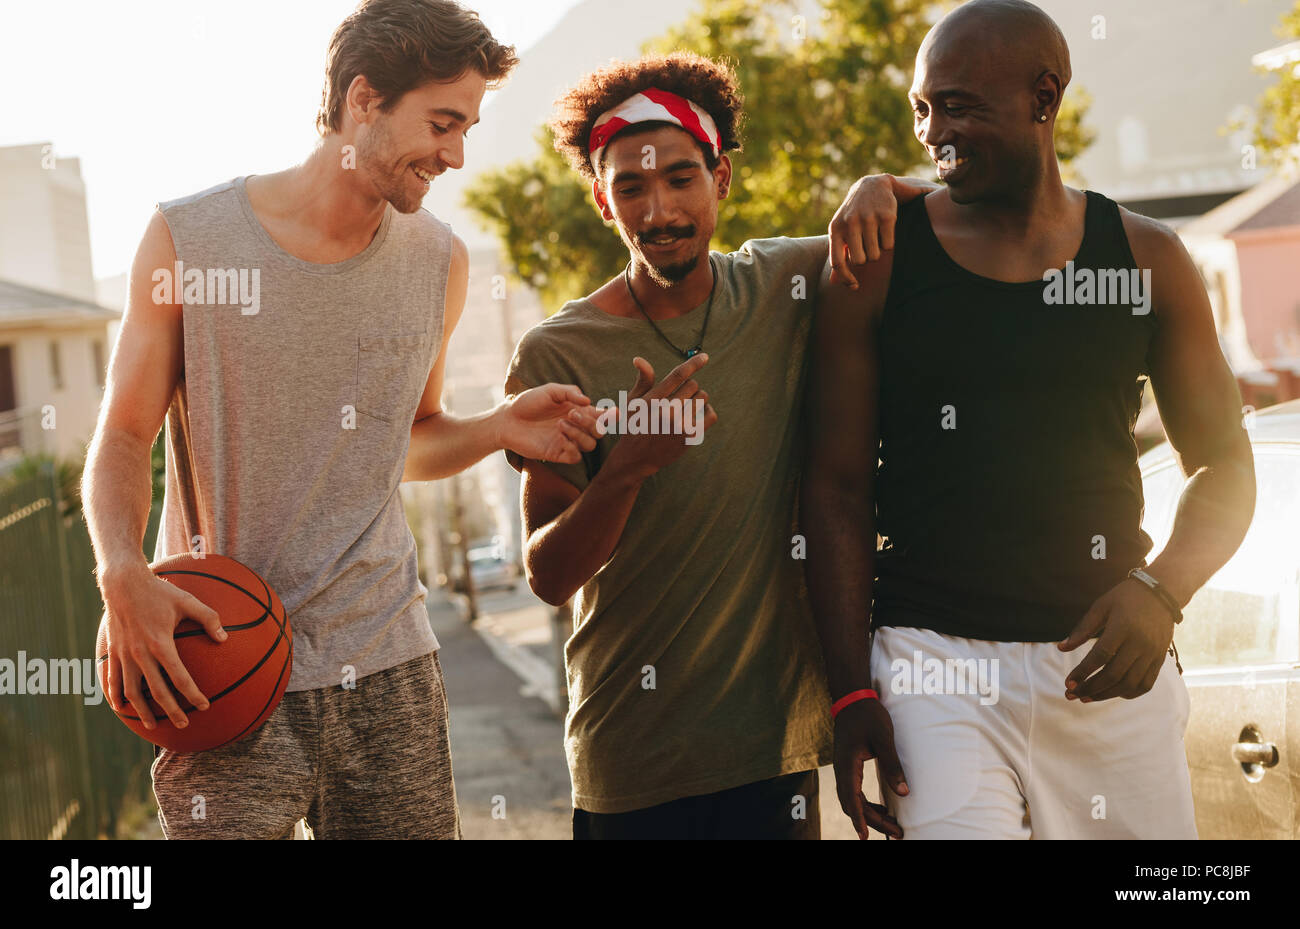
[{"xmin": 869, "ymin": 624, "xmax": 1197, "ymax": 839}]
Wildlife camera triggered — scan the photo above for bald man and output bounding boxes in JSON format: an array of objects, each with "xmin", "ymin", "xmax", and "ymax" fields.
[{"xmin": 804, "ymin": 0, "xmax": 1255, "ymax": 839}]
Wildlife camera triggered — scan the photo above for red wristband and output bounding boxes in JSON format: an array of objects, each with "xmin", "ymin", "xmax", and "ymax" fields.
[{"xmin": 831, "ymin": 689, "xmax": 879, "ymax": 718}]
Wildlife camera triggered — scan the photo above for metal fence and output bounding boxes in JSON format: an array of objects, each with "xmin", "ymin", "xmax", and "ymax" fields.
[
  {"xmin": 0, "ymin": 407, "xmax": 55, "ymax": 464},
  {"xmin": 0, "ymin": 464, "xmax": 158, "ymax": 839}
]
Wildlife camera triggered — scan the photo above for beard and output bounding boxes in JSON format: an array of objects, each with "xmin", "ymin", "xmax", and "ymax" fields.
[
  {"xmin": 643, "ymin": 252, "xmax": 701, "ymax": 287},
  {"xmin": 356, "ymin": 117, "xmax": 426, "ymax": 214},
  {"xmin": 629, "ymin": 224, "xmax": 702, "ymax": 287}
]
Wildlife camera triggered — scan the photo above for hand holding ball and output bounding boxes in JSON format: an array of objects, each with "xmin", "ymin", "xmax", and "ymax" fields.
[{"xmin": 96, "ymin": 553, "xmax": 292, "ymax": 753}]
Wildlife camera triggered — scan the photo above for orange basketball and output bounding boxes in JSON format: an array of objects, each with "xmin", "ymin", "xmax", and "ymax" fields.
[{"xmin": 96, "ymin": 552, "xmax": 292, "ymax": 753}]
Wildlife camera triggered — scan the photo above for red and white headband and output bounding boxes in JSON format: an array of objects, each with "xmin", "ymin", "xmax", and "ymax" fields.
[{"xmin": 588, "ymin": 88, "xmax": 721, "ymax": 172}]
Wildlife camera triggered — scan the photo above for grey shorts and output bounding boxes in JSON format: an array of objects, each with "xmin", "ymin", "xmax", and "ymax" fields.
[{"xmin": 152, "ymin": 650, "xmax": 461, "ymax": 839}]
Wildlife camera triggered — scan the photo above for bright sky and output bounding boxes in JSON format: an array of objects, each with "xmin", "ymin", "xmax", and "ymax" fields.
[{"xmin": 0, "ymin": 0, "xmax": 580, "ymax": 283}]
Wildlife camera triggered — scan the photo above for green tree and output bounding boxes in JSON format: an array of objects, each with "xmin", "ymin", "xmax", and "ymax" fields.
[
  {"xmin": 466, "ymin": 0, "xmax": 1095, "ymax": 311},
  {"xmin": 464, "ymin": 129, "xmax": 626, "ymax": 310},
  {"xmin": 1, "ymin": 453, "xmax": 85, "ymax": 520},
  {"xmin": 1253, "ymin": 1, "xmax": 1300, "ymax": 168}
]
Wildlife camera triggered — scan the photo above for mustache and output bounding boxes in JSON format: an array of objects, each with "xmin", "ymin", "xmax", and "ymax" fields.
[{"xmin": 636, "ymin": 225, "xmax": 695, "ymax": 245}]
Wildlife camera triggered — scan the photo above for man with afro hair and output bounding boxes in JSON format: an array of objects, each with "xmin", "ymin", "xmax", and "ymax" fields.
[{"xmin": 504, "ymin": 51, "xmax": 931, "ymax": 839}]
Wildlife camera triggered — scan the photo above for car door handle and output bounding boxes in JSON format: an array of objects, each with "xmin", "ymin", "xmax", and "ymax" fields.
[{"xmin": 1231, "ymin": 741, "xmax": 1279, "ymax": 767}]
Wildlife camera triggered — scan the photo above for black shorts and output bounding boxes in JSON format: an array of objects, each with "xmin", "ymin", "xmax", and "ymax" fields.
[{"xmin": 572, "ymin": 769, "xmax": 820, "ymax": 840}]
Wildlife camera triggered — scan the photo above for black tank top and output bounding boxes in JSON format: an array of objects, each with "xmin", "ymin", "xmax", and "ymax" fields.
[{"xmin": 874, "ymin": 190, "xmax": 1156, "ymax": 642}]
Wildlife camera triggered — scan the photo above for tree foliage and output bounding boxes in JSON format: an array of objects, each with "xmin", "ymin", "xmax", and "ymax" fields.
[
  {"xmin": 463, "ymin": 129, "xmax": 622, "ymax": 312},
  {"xmin": 1253, "ymin": 1, "xmax": 1300, "ymax": 168}
]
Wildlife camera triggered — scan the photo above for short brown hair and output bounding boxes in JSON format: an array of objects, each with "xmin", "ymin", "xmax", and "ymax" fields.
[
  {"xmin": 549, "ymin": 52, "xmax": 744, "ymax": 182},
  {"xmin": 316, "ymin": 0, "xmax": 518, "ymax": 135}
]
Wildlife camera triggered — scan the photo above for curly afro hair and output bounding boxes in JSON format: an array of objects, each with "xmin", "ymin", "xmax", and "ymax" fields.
[{"xmin": 549, "ymin": 52, "xmax": 744, "ymax": 182}]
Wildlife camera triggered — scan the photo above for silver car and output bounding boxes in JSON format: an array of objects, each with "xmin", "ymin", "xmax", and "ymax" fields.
[
  {"xmin": 468, "ymin": 544, "xmax": 515, "ymax": 593},
  {"xmin": 1139, "ymin": 398, "xmax": 1299, "ymax": 839}
]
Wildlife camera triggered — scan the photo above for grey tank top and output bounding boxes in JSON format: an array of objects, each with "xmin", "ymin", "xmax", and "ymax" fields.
[{"xmin": 155, "ymin": 176, "xmax": 447, "ymax": 691}]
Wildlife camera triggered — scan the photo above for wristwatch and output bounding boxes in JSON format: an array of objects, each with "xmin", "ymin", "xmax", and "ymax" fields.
[{"xmin": 1127, "ymin": 567, "xmax": 1183, "ymax": 624}]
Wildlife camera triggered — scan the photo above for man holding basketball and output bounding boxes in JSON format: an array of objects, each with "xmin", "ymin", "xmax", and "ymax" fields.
[
  {"xmin": 804, "ymin": 0, "xmax": 1256, "ymax": 839},
  {"xmin": 505, "ymin": 52, "xmax": 932, "ymax": 838},
  {"xmin": 82, "ymin": 0, "xmax": 602, "ymax": 839}
]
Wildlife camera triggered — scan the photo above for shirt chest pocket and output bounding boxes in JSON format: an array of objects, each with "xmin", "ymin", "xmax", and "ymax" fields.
[{"xmin": 355, "ymin": 332, "xmax": 431, "ymax": 424}]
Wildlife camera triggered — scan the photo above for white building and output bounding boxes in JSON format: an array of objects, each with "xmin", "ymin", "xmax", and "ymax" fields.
[
  {"xmin": 0, "ymin": 279, "xmax": 118, "ymax": 465},
  {"xmin": 0, "ymin": 142, "xmax": 118, "ymax": 467},
  {"xmin": 0, "ymin": 143, "xmax": 98, "ymax": 302}
]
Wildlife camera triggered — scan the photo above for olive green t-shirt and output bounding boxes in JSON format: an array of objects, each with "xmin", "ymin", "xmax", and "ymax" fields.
[{"xmin": 504, "ymin": 237, "xmax": 833, "ymax": 815}]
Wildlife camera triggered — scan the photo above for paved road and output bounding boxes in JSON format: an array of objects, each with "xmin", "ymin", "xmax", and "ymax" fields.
[{"xmin": 429, "ymin": 590, "xmax": 573, "ymax": 840}]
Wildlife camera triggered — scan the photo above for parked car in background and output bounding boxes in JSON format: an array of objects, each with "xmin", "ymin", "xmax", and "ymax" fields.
[
  {"xmin": 467, "ymin": 540, "xmax": 515, "ymax": 593},
  {"xmin": 1139, "ymin": 398, "xmax": 1300, "ymax": 839}
]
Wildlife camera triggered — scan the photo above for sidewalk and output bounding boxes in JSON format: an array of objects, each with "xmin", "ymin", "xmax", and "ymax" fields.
[{"xmin": 428, "ymin": 589, "xmax": 572, "ymax": 840}]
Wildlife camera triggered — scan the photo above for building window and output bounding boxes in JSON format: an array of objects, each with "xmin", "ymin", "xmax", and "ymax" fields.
[
  {"xmin": 0, "ymin": 344, "xmax": 15, "ymax": 413},
  {"xmin": 49, "ymin": 340, "xmax": 64, "ymax": 390},
  {"xmin": 92, "ymin": 339, "xmax": 106, "ymax": 388}
]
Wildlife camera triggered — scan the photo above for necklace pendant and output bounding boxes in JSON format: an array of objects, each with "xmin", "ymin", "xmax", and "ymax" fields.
[{"xmin": 686, "ymin": 347, "xmax": 700, "ymax": 358}]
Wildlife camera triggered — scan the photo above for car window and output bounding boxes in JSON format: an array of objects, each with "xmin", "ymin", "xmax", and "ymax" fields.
[{"xmin": 1142, "ymin": 449, "xmax": 1300, "ymax": 669}]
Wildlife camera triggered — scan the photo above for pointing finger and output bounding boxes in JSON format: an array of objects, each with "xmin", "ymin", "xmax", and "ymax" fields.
[
  {"xmin": 628, "ymin": 357, "xmax": 656, "ymax": 399},
  {"xmin": 656, "ymin": 353, "xmax": 708, "ymax": 396}
]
